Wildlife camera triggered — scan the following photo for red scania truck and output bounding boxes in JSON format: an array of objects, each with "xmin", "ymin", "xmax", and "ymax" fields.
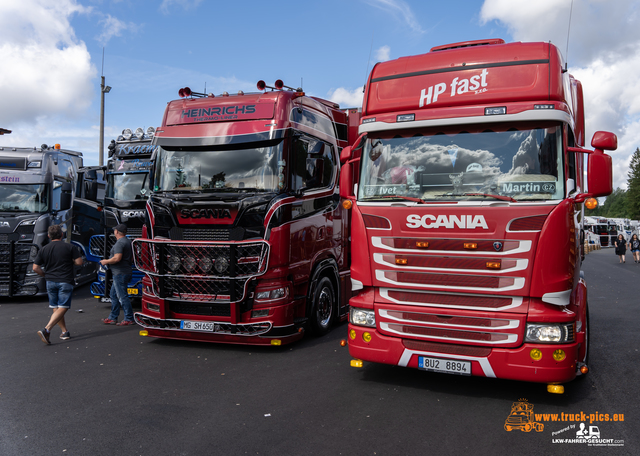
[
  {"xmin": 340, "ymin": 39, "xmax": 616, "ymax": 392},
  {"xmin": 133, "ymin": 81, "xmax": 356, "ymax": 345}
]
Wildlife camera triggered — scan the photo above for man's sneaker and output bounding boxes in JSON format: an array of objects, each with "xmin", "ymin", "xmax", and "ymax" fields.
[
  {"xmin": 102, "ymin": 318, "xmax": 117, "ymax": 325},
  {"xmin": 37, "ymin": 328, "xmax": 51, "ymax": 345},
  {"xmin": 117, "ymin": 320, "xmax": 135, "ymax": 326},
  {"xmin": 60, "ymin": 331, "xmax": 71, "ymax": 340}
]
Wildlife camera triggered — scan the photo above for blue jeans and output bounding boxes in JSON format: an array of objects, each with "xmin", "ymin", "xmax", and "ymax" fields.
[
  {"xmin": 109, "ymin": 273, "xmax": 133, "ymax": 322},
  {"xmin": 46, "ymin": 281, "xmax": 74, "ymax": 308}
]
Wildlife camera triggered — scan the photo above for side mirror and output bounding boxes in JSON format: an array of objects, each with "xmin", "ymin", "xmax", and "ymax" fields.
[
  {"xmin": 591, "ymin": 131, "xmax": 617, "ymax": 151},
  {"xmin": 60, "ymin": 192, "xmax": 73, "ymax": 211},
  {"xmin": 340, "ymin": 146, "xmax": 353, "ymax": 165},
  {"xmin": 586, "ymin": 149, "xmax": 613, "ymax": 197},
  {"xmin": 340, "ymin": 161, "xmax": 354, "ymax": 199}
]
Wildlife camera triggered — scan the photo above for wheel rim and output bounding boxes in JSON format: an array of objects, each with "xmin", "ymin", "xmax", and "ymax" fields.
[{"xmin": 317, "ymin": 286, "xmax": 333, "ymax": 328}]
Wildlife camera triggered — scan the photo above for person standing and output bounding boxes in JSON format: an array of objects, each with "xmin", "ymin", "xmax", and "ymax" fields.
[
  {"xmin": 100, "ymin": 224, "xmax": 135, "ymax": 325},
  {"xmin": 33, "ymin": 225, "xmax": 83, "ymax": 344},
  {"xmin": 614, "ymin": 234, "xmax": 627, "ymax": 263},
  {"xmin": 628, "ymin": 234, "xmax": 640, "ymax": 263}
]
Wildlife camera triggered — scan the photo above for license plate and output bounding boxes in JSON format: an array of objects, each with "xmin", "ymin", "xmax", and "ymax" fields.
[
  {"xmin": 127, "ymin": 288, "xmax": 139, "ymax": 295},
  {"xmin": 418, "ymin": 356, "xmax": 471, "ymax": 376},
  {"xmin": 181, "ymin": 321, "xmax": 219, "ymax": 332}
]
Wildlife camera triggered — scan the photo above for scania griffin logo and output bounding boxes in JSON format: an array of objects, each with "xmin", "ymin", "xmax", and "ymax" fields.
[
  {"xmin": 406, "ymin": 214, "xmax": 489, "ymax": 229},
  {"xmin": 181, "ymin": 208, "xmax": 232, "ymax": 219},
  {"xmin": 0, "ymin": 221, "xmax": 9, "ymax": 227},
  {"xmin": 122, "ymin": 210, "xmax": 145, "ymax": 218}
]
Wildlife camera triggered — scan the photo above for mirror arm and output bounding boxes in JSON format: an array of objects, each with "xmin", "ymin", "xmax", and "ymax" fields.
[{"xmin": 574, "ymin": 193, "xmax": 592, "ymax": 203}]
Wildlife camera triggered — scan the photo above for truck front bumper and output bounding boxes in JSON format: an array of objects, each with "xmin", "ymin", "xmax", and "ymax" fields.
[{"xmin": 348, "ymin": 324, "xmax": 580, "ymax": 384}]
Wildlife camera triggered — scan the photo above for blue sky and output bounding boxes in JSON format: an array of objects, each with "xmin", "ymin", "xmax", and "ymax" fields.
[{"xmin": 1, "ymin": 0, "xmax": 639, "ymax": 190}]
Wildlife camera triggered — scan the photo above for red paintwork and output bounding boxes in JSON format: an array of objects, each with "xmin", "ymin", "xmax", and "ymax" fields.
[
  {"xmin": 137, "ymin": 88, "xmax": 357, "ymax": 345},
  {"xmin": 347, "ymin": 39, "xmax": 615, "ymax": 385}
]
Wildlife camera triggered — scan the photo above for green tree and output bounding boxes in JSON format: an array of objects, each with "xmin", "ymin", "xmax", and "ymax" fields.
[{"xmin": 626, "ymin": 147, "xmax": 640, "ymax": 219}]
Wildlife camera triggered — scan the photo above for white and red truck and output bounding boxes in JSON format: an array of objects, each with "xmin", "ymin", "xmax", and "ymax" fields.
[
  {"xmin": 133, "ymin": 81, "xmax": 358, "ymax": 345},
  {"xmin": 339, "ymin": 39, "xmax": 616, "ymax": 392}
]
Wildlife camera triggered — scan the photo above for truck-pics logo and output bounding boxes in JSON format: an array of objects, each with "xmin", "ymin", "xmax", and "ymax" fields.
[
  {"xmin": 180, "ymin": 208, "xmax": 232, "ymax": 219},
  {"xmin": 406, "ymin": 214, "xmax": 489, "ymax": 229},
  {"xmin": 504, "ymin": 399, "xmax": 544, "ymax": 432},
  {"xmin": 419, "ymin": 69, "xmax": 489, "ymax": 107}
]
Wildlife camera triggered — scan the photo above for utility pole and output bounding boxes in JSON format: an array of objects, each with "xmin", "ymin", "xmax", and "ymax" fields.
[{"xmin": 99, "ymin": 49, "xmax": 111, "ymax": 166}]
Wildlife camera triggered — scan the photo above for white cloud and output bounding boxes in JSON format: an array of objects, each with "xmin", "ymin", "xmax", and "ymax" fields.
[
  {"xmin": 159, "ymin": 0, "xmax": 203, "ymax": 15},
  {"xmin": 363, "ymin": 0, "xmax": 424, "ymax": 34},
  {"xmin": 481, "ymin": 0, "xmax": 640, "ymax": 189},
  {"xmin": 0, "ymin": 0, "xmax": 96, "ymax": 126},
  {"xmin": 375, "ymin": 45, "xmax": 391, "ymax": 62},
  {"xmin": 327, "ymin": 87, "xmax": 364, "ymax": 109},
  {"xmin": 96, "ymin": 14, "xmax": 140, "ymax": 46}
]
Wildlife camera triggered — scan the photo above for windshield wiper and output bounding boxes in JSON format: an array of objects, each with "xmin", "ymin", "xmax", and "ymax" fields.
[
  {"xmin": 380, "ymin": 195, "xmax": 425, "ymax": 204},
  {"xmin": 461, "ymin": 193, "xmax": 517, "ymax": 202}
]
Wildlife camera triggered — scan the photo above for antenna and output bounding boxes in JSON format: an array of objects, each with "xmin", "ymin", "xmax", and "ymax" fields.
[
  {"xmin": 101, "ymin": 47, "xmax": 105, "ymax": 77},
  {"xmin": 565, "ymin": 0, "xmax": 574, "ymax": 71}
]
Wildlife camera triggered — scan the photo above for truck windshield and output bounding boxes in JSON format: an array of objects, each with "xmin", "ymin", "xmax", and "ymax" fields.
[
  {"xmin": 0, "ymin": 184, "xmax": 49, "ymax": 212},
  {"xmin": 155, "ymin": 141, "xmax": 283, "ymax": 192},
  {"xmin": 358, "ymin": 124, "xmax": 564, "ymax": 202},
  {"xmin": 107, "ymin": 173, "xmax": 151, "ymax": 200}
]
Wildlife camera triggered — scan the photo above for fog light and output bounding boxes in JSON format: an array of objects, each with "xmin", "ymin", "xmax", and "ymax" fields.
[
  {"xmin": 552, "ymin": 349, "xmax": 566, "ymax": 361},
  {"xmin": 362, "ymin": 332, "xmax": 372, "ymax": 343},
  {"xmin": 252, "ymin": 309, "xmax": 269, "ymax": 318},
  {"xmin": 147, "ymin": 303, "xmax": 160, "ymax": 312},
  {"xmin": 547, "ymin": 384, "xmax": 565, "ymax": 394},
  {"xmin": 349, "ymin": 329, "xmax": 356, "ymax": 340},
  {"xmin": 270, "ymin": 339, "xmax": 282, "ymax": 346},
  {"xmin": 139, "ymin": 330, "xmax": 149, "ymax": 337},
  {"xmin": 530, "ymin": 348, "xmax": 542, "ymax": 361},
  {"xmin": 351, "ymin": 359, "xmax": 363, "ymax": 368}
]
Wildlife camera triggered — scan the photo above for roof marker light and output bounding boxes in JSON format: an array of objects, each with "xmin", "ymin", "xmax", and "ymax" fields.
[
  {"xmin": 238, "ymin": 90, "xmax": 244, "ymax": 96},
  {"xmin": 222, "ymin": 92, "xmax": 229, "ymax": 97}
]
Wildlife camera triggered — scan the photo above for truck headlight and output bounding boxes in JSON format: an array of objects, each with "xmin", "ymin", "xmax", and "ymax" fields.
[
  {"xmin": 255, "ymin": 287, "xmax": 288, "ymax": 301},
  {"xmin": 525, "ymin": 323, "xmax": 574, "ymax": 343},
  {"xmin": 350, "ymin": 307, "xmax": 376, "ymax": 328}
]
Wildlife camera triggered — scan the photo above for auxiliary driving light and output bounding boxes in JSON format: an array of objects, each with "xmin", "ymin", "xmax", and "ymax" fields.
[
  {"xmin": 530, "ymin": 349, "xmax": 543, "ymax": 361},
  {"xmin": 271, "ymin": 339, "xmax": 282, "ymax": 346},
  {"xmin": 547, "ymin": 384, "xmax": 565, "ymax": 394},
  {"xmin": 139, "ymin": 330, "xmax": 149, "ymax": 337},
  {"xmin": 350, "ymin": 359, "xmax": 364, "ymax": 368},
  {"xmin": 167, "ymin": 255, "xmax": 181, "ymax": 272},
  {"xmin": 199, "ymin": 257, "xmax": 213, "ymax": 272},
  {"xmin": 214, "ymin": 256, "xmax": 229, "ymax": 273},
  {"xmin": 183, "ymin": 256, "xmax": 197, "ymax": 272},
  {"xmin": 552, "ymin": 349, "xmax": 566, "ymax": 361}
]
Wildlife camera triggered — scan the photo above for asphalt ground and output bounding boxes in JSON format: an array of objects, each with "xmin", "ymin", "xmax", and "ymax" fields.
[{"xmin": 1, "ymin": 247, "xmax": 638, "ymax": 456}]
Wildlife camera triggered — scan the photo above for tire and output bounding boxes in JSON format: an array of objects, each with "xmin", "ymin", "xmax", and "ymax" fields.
[{"xmin": 308, "ymin": 276, "xmax": 336, "ymax": 336}]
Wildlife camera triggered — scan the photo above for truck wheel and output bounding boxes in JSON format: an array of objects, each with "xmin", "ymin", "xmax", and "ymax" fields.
[{"xmin": 309, "ymin": 276, "xmax": 336, "ymax": 336}]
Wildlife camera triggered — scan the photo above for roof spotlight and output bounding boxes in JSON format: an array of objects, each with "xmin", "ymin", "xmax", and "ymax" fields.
[{"xmin": 135, "ymin": 127, "xmax": 144, "ymax": 140}]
